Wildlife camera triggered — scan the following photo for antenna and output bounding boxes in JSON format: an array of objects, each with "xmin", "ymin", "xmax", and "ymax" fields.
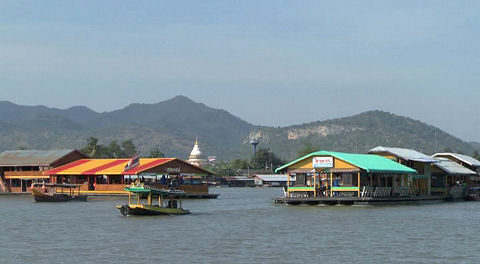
[{"xmin": 250, "ymin": 138, "xmax": 259, "ymax": 155}]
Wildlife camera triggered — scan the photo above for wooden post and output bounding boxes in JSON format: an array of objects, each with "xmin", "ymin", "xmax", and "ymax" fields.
[
  {"xmin": 313, "ymin": 169, "xmax": 317, "ymax": 197},
  {"xmin": 128, "ymin": 192, "xmax": 131, "ymax": 205},
  {"xmin": 424, "ymin": 163, "xmax": 431, "ymax": 196},
  {"xmin": 286, "ymin": 172, "xmax": 290, "ymax": 197},
  {"xmin": 148, "ymin": 193, "xmax": 152, "ymax": 205},
  {"xmin": 357, "ymin": 172, "xmax": 361, "ymax": 197},
  {"xmin": 445, "ymin": 175, "xmax": 448, "ymax": 195},
  {"xmin": 330, "ymin": 172, "xmax": 333, "ymax": 197}
]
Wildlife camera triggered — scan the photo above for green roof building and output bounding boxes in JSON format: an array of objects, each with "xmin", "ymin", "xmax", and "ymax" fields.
[{"xmin": 275, "ymin": 151, "xmax": 417, "ymax": 198}]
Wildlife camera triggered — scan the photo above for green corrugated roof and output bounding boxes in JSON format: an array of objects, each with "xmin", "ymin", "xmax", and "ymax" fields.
[{"xmin": 275, "ymin": 151, "xmax": 417, "ymax": 174}]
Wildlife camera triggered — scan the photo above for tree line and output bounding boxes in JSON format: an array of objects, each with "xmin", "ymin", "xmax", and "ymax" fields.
[
  {"xmin": 205, "ymin": 147, "xmax": 286, "ymax": 176},
  {"xmin": 80, "ymin": 137, "xmax": 165, "ymax": 158}
]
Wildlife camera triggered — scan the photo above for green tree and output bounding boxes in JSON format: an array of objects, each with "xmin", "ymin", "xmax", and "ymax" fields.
[
  {"xmin": 231, "ymin": 159, "xmax": 249, "ymax": 170},
  {"xmin": 205, "ymin": 162, "xmax": 235, "ymax": 176},
  {"xmin": 250, "ymin": 148, "xmax": 284, "ymax": 170},
  {"xmin": 81, "ymin": 137, "xmax": 101, "ymax": 157},
  {"xmin": 121, "ymin": 139, "xmax": 137, "ymax": 157},
  {"xmin": 81, "ymin": 137, "xmax": 138, "ymax": 158},
  {"xmin": 148, "ymin": 147, "xmax": 165, "ymax": 158},
  {"xmin": 297, "ymin": 142, "xmax": 318, "ymax": 158},
  {"xmin": 107, "ymin": 140, "xmax": 123, "ymax": 158}
]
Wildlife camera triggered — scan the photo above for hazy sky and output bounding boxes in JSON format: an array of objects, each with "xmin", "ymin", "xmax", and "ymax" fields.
[{"xmin": 1, "ymin": 1, "xmax": 479, "ymax": 141}]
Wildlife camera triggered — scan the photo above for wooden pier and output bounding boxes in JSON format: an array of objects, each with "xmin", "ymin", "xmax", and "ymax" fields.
[{"xmin": 274, "ymin": 195, "xmax": 446, "ymax": 206}]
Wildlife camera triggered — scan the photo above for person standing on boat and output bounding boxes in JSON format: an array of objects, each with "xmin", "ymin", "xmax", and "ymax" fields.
[{"xmin": 41, "ymin": 180, "xmax": 46, "ymax": 192}]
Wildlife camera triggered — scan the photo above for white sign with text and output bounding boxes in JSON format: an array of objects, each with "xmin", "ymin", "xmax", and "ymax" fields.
[{"xmin": 312, "ymin": 156, "xmax": 333, "ymax": 168}]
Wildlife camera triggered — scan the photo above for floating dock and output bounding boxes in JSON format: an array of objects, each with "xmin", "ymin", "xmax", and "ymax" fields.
[{"xmin": 274, "ymin": 195, "xmax": 446, "ymax": 205}]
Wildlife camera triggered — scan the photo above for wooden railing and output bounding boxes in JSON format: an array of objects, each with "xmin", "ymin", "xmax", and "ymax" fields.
[
  {"xmin": 149, "ymin": 184, "xmax": 209, "ymax": 194},
  {"xmin": 4, "ymin": 171, "xmax": 46, "ymax": 177}
]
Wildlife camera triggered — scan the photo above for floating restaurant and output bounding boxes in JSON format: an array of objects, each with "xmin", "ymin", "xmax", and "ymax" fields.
[
  {"xmin": 0, "ymin": 149, "xmax": 217, "ymax": 198},
  {"xmin": 273, "ymin": 150, "xmax": 443, "ymax": 205},
  {"xmin": 42, "ymin": 157, "xmax": 216, "ymax": 197}
]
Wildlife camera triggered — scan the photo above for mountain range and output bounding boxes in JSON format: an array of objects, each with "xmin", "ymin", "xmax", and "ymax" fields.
[{"xmin": 0, "ymin": 96, "xmax": 478, "ymax": 161}]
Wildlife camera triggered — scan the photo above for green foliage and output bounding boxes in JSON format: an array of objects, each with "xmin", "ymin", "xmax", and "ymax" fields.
[
  {"xmin": 231, "ymin": 159, "xmax": 249, "ymax": 170},
  {"xmin": 121, "ymin": 140, "xmax": 137, "ymax": 157},
  {"xmin": 474, "ymin": 150, "xmax": 480, "ymax": 161},
  {"xmin": 297, "ymin": 142, "xmax": 318, "ymax": 158},
  {"xmin": 148, "ymin": 147, "xmax": 165, "ymax": 158},
  {"xmin": 250, "ymin": 148, "xmax": 284, "ymax": 170},
  {"xmin": 204, "ymin": 162, "xmax": 236, "ymax": 177},
  {"xmin": 80, "ymin": 137, "xmax": 138, "ymax": 158},
  {"xmin": 80, "ymin": 137, "xmax": 100, "ymax": 158},
  {"xmin": 107, "ymin": 140, "xmax": 123, "ymax": 158}
]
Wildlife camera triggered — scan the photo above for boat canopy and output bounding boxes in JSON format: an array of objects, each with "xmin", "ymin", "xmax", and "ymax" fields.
[{"xmin": 124, "ymin": 186, "xmax": 186, "ymax": 197}]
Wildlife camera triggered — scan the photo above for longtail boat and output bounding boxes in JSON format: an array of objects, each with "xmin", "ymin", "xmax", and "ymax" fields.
[
  {"xmin": 31, "ymin": 183, "xmax": 87, "ymax": 202},
  {"xmin": 116, "ymin": 184, "xmax": 190, "ymax": 216}
]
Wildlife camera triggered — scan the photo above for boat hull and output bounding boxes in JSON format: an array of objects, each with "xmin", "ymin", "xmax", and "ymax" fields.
[
  {"xmin": 116, "ymin": 204, "xmax": 190, "ymax": 216},
  {"xmin": 32, "ymin": 188, "xmax": 87, "ymax": 202},
  {"xmin": 464, "ymin": 195, "xmax": 480, "ymax": 201}
]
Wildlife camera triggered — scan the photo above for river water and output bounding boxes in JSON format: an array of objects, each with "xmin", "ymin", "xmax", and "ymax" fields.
[{"xmin": 1, "ymin": 187, "xmax": 480, "ymax": 264}]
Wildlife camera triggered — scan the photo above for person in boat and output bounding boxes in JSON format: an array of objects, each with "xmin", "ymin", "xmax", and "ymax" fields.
[{"xmin": 42, "ymin": 180, "xmax": 46, "ymax": 192}]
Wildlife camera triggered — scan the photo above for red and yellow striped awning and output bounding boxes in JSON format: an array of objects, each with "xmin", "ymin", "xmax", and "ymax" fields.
[{"xmin": 44, "ymin": 158, "xmax": 174, "ymax": 175}]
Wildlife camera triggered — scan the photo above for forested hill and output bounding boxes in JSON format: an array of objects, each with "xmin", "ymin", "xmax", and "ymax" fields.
[
  {"xmin": 0, "ymin": 96, "xmax": 254, "ymax": 159},
  {"xmin": 248, "ymin": 111, "xmax": 478, "ymax": 160},
  {"xmin": 0, "ymin": 97, "xmax": 478, "ymax": 161}
]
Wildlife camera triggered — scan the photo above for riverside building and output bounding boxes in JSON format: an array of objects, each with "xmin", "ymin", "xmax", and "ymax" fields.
[
  {"xmin": 273, "ymin": 150, "xmax": 446, "ymax": 205},
  {"xmin": 0, "ymin": 149, "xmax": 87, "ymax": 193}
]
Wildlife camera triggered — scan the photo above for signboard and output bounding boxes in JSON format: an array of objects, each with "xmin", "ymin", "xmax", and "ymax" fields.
[
  {"xmin": 312, "ymin": 156, "xmax": 333, "ymax": 168},
  {"xmin": 124, "ymin": 153, "xmax": 140, "ymax": 171},
  {"xmin": 166, "ymin": 167, "xmax": 181, "ymax": 173}
]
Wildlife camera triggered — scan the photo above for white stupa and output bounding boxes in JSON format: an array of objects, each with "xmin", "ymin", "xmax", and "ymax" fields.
[{"xmin": 188, "ymin": 138, "xmax": 206, "ymax": 166}]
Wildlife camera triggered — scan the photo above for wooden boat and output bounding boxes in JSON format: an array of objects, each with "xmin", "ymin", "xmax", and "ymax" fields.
[
  {"xmin": 31, "ymin": 183, "xmax": 87, "ymax": 202},
  {"xmin": 464, "ymin": 187, "xmax": 480, "ymax": 201},
  {"xmin": 116, "ymin": 184, "xmax": 190, "ymax": 216}
]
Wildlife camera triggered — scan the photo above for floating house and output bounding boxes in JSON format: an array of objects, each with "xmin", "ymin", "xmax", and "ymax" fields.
[
  {"xmin": 274, "ymin": 151, "xmax": 421, "ymax": 205},
  {"xmin": 42, "ymin": 157, "xmax": 216, "ymax": 197},
  {"xmin": 221, "ymin": 176, "xmax": 255, "ymax": 187},
  {"xmin": 0, "ymin": 149, "xmax": 87, "ymax": 193},
  {"xmin": 251, "ymin": 174, "xmax": 295, "ymax": 187},
  {"xmin": 368, "ymin": 146, "xmax": 437, "ymax": 196},
  {"xmin": 431, "ymin": 157, "xmax": 478, "ymax": 195},
  {"xmin": 432, "ymin": 152, "xmax": 480, "ymax": 174}
]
